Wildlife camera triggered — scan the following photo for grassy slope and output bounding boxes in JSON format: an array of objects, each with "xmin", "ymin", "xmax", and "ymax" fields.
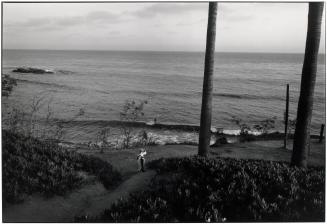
[{"xmin": 2, "ymin": 130, "xmax": 122, "ymax": 204}]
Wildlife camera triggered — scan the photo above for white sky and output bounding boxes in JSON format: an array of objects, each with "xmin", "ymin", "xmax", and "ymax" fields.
[{"xmin": 2, "ymin": 2, "xmax": 326, "ymax": 53}]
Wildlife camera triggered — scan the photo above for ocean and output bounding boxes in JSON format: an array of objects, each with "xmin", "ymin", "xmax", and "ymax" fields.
[{"xmin": 2, "ymin": 49, "xmax": 325, "ymax": 145}]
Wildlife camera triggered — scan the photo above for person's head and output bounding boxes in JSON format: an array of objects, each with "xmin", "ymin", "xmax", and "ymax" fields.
[{"xmin": 140, "ymin": 148, "xmax": 145, "ymax": 153}]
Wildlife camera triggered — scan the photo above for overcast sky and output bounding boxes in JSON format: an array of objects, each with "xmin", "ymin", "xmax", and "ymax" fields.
[{"xmin": 3, "ymin": 2, "xmax": 326, "ymax": 53}]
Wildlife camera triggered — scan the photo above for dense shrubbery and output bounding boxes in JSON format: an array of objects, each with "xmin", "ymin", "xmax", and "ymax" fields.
[
  {"xmin": 75, "ymin": 154, "xmax": 122, "ymax": 189},
  {"xmin": 77, "ymin": 156, "xmax": 325, "ymax": 222},
  {"xmin": 2, "ymin": 74, "xmax": 17, "ymax": 97},
  {"xmin": 3, "ymin": 130, "xmax": 122, "ymax": 203}
]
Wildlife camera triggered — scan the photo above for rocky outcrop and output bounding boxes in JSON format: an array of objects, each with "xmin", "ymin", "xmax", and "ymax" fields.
[{"xmin": 12, "ymin": 67, "xmax": 54, "ymax": 74}]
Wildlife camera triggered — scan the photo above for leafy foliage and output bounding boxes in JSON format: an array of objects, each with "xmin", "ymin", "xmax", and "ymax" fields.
[
  {"xmin": 92, "ymin": 128, "xmax": 111, "ymax": 153},
  {"xmin": 119, "ymin": 99, "xmax": 148, "ymax": 149},
  {"xmin": 252, "ymin": 117, "xmax": 276, "ymax": 135},
  {"xmin": 78, "ymin": 157, "xmax": 324, "ymax": 222},
  {"xmin": 231, "ymin": 116, "xmax": 254, "ymax": 142},
  {"xmin": 3, "ymin": 93, "xmax": 85, "ymax": 142},
  {"xmin": 2, "ymin": 130, "xmax": 122, "ymax": 203},
  {"xmin": 2, "ymin": 74, "xmax": 17, "ymax": 97},
  {"xmin": 76, "ymin": 154, "xmax": 122, "ymax": 189},
  {"xmin": 137, "ymin": 130, "xmax": 157, "ymax": 147},
  {"xmin": 232, "ymin": 116, "xmax": 277, "ymax": 142},
  {"xmin": 287, "ymin": 118, "xmax": 297, "ymax": 139}
]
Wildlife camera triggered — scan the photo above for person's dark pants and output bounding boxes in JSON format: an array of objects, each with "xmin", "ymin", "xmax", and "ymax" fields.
[{"xmin": 140, "ymin": 158, "xmax": 145, "ymax": 172}]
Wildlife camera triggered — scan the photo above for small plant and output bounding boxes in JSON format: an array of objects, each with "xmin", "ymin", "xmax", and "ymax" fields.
[
  {"xmin": 231, "ymin": 116, "xmax": 253, "ymax": 142},
  {"xmin": 139, "ymin": 130, "xmax": 148, "ymax": 146},
  {"xmin": 253, "ymin": 117, "xmax": 276, "ymax": 136},
  {"xmin": 119, "ymin": 99, "xmax": 148, "ymax": 149},
  {"xmin": 232, "ymin": 116, "xmax": 277, "ymax": 142},
  {"xmin": 231, "ymin": 116, "xmax": 250, "ymax": 134},
  {"xmin": 2, "ymin": 74, "xmax": 17, "ymax": 97},
  {"xmin": 96, "ymin": 128, "xmax": 111, "ymax": 153},
  {"xmin": 139, "ymin": 130, "xmax": 152, "ymax": 146},
  {"xmin": 27, "ymin": 94, "xmax": 50, "ymax": 137},
  {"xmin": 5, "ymin": 107, "xmax": 27, "ymax": 134},
  {"xmin": 2, "ymin": 93, "xmax": 85, "ymax": 143},
  {"xmin": 288, "ymin": 119, "xmax": 296, "ymax": 139}
]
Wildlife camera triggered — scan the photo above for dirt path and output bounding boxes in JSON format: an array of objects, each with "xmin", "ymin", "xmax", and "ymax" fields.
[
  {"xmin": 80, "ymin": 170, "xmax": 156, "ymax": 217},
  {"xmin": 3, "ymin": 170, "xmax": 156, "ymax": 223},
  {"xmin": 2, "ymin": 145, "xmax": 197, "ymax": 223}
]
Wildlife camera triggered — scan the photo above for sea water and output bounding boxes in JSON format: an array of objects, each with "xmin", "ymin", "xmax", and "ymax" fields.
[{"xmin": 2, "ymin": 49, "xmax": 325, "ymax": 144}]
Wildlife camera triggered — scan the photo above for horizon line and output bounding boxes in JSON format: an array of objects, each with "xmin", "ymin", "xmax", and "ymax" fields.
[{"xmin": 3, "ymin": 48, "xmax": 326, "ymax": 55}]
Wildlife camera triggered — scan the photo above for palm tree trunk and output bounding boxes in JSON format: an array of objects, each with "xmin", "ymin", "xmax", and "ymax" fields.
[
  {"xmin": 291, "ymin": 2, "xmax": 324, "ymax": 167},
  {"xmin": 198, "ymin": 2, "xmax": 218, "ymax": 157}
]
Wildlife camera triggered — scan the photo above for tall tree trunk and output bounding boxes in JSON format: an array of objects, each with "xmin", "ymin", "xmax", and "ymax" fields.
[
  {"xmin": 291, "ymin": 2, "xmax": 324, "ymax": 167},
  {"xmin": 198, "ymin": 2, "xmax": 218, "ymax": 157}
]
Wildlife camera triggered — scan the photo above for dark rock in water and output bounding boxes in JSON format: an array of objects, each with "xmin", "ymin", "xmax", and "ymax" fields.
[
  {"xmin": 12, "ymin": 67, "xmax": 54, "ymax": 74},
  {"xmin": 211, "ymin": 136, "xmax": 228, "ymax": 147},
  {"xmin": 219, "ymin": 137, "xmax": 228, "ymax": 144},
  {"xmin": 57, "ymin": 69, "xmax": 74, "ymax": 75}
]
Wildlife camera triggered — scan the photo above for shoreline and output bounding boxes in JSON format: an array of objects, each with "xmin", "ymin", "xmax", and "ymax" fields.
[
  {"xmin": 54, "ymin": 118, "xmax": 322, "ymax": 138},
  {"xmin": 58, "ymin": 125, "xmax": 323, "ymax": 151}
]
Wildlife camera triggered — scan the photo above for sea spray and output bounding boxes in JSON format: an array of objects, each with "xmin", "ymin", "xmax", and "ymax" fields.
[
  {"xmin": 87, "ymin": 131, "xmax": 200, "ymax": 149},
  {"xmin": 83, "ymin": 128, "xmax": 256, "ymax": 150}
]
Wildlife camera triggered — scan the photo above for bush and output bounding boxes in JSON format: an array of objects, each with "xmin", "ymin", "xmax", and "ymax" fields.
[
  {"xmin": 75, "ymin": 192, "xmax": 175, "ymax": 223},
  {"xmin": 2, "ymin": 74, "xmax": 17, "ymax": 97},
  {"xmin": 77, "ymin": 156, "xmax": 325, "ymax": 222},
  {"xmin": 2, "ymin": 130, "xmax": 122, "ymax": 203},
  {"xmin": 119, "ymin": 99, "xmax": 148, "ymax": 149},
  {"xmin": 3, "ymin": 92, "xmax": 86, "ymax": 143},
  {"xmin": 75, "ymin": 154, "xmax": 122, "ymax": 189}
]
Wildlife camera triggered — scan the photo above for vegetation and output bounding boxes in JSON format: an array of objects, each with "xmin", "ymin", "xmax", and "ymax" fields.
[
  {"xmin": 137, "ymin": 130, "xmax": 157, "ymax": 147},
  {"xmin": 3, "ymin": 93, "xmax": 85, "ymax": 143},
  {"xmin": 119, "ymin": 99, "xmax": 148, "ymax": 149},
  {"xmin": 253, "ymin": 117, "xmax": 276, "ymax": 136},
  {"xmin": 94, "ymin": 128, "xmax": 111, "ymax": 153},
  {"xmin": 284, "ymin": 118, "xmax": 297, "ymax": 141},
  {"xmin": 231, "ymin": 116, "xmax": 277, "ymax": 142},
  {"xmin": 2, "ymin": 130, "xmax": 121, "ymax": 203},
  {"xmin": 2, "ymin": 74, "xmax": 17, "ymax": 97},
  {"xmin": 89, "ymin": 128, "xmax": 156, "ymax": 151},
  {"xmin": 231, "ymin": 116, "xmax": 252, "ymax": 142},
  {"xmin": 76, "ymin": 156, "xmax": 324, "ymax": 222}
]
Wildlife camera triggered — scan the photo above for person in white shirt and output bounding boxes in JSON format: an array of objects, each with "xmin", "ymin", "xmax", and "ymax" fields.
[{"xmin": 137, "ymin": 148, "xmax": 147, "ymax": 172}]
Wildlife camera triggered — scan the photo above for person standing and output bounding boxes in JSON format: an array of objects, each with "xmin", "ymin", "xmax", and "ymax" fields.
[{"xmin": 137, "ymin": 148, "xmax": 147, "ymax": 172}]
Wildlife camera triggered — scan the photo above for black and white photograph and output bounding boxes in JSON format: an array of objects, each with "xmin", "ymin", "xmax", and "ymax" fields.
[{"xmin": 1, "ymin": 1, "xmax": 326, "ymax": 222}]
